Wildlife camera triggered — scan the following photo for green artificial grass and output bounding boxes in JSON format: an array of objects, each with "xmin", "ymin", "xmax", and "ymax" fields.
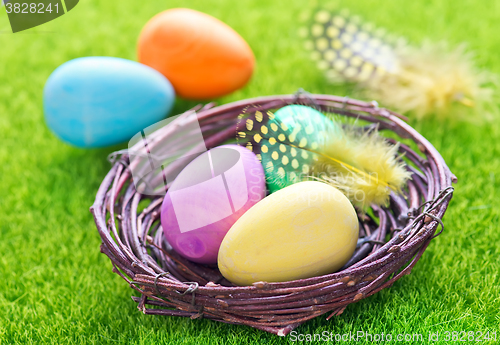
[{"xmin": 1, "ymin": 0, "xmax": 499, "ymax": 344}]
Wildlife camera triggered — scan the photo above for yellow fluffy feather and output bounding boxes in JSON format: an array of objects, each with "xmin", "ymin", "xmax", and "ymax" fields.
[
  {"xmin": 365, "ymin": 42, "xmax": 496, "ymax": 120},
  {"xmin": 312, "ymin": 124, "xmax": 411, "ymax": 209}
]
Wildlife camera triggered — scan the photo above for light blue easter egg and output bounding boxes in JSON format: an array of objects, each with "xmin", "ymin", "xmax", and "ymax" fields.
[{"xmin": 43, "ymin": 57, "xmax": 175, "ymax": 147}]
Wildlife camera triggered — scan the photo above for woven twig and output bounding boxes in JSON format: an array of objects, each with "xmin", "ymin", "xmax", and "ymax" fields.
[{"xmin": 90, "ymin": 93, "xmax": 455, "ymax": 336}]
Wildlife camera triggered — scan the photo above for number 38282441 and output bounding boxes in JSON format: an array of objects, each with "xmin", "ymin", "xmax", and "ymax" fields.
[{"xmin": 5, "ymin": 2, "xmax": 60, "ymax": 14}]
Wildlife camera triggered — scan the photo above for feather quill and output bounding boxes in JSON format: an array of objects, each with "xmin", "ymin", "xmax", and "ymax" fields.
[{"xmin": 236, "ymin": 105, "xmax": 411, "ymax": 209}]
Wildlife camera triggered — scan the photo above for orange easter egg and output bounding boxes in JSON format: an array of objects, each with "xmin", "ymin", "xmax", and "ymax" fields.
[{"xmin": 138, "ymin": 8, "xmax": 255, "ymax": 100}]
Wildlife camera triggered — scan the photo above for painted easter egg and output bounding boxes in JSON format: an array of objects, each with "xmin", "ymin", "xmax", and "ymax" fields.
[
  {"xmin": 261, "ymin": 105, "xmax": 340, "ymax": 193},
  {"xmin": 161, "ymin": 144, "xmax": 266, "ymax": 264},
  {"xmin": 44, "ymin": 57, "xmax": 175, "ymax": 148},
  {"xmin": 218, "ymin": 181, "xmax": 359, "ymax": 285},
  {"xmin": 138, "ymin": 8, "xmax": 255, "ymax": 99}
]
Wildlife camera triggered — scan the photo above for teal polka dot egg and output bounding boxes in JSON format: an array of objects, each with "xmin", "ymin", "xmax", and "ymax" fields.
[
  {"xmin": 43, "ymin": 57, "xmax": 175, "ymax": 148},
  {"xmin": 260, "ymin": 104, "xmax": 340, "ymax": 193}
]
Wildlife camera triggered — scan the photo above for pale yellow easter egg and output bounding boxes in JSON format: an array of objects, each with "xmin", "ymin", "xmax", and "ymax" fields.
[{"xmin": 218, "ymin": 181, "xmax": 359, "ymax": 286}]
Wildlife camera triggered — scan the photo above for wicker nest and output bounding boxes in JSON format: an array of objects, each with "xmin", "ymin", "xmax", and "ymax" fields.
[{"xmin": 90, "ymin": 92, "xmax": 455, "ymax": 336}]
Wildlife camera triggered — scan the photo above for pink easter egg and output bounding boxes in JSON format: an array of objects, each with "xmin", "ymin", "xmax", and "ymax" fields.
[{"xmin": 161, "ymin": 144, "xmax": 266, "ymax": 264}]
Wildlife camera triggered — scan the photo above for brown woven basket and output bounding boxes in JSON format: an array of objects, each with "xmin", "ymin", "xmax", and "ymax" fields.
[{"xmin": 90, "ymin": 92, "xmax": 455, "ymax": 336}]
